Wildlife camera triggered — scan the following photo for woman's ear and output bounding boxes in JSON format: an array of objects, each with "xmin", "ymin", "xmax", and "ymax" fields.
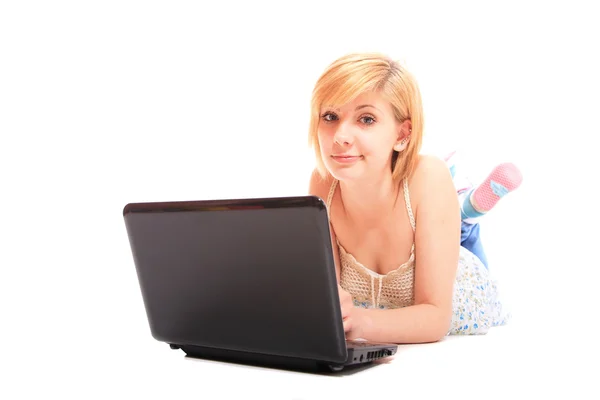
[{"xmin": 393, "ymin": 120, "xmax": 412, "ymax": 152}]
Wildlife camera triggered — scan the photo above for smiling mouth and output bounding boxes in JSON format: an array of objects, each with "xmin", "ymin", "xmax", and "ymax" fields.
[{"xmin": 331, "ymin": 155, "xmax": 363, "ymax": 163}]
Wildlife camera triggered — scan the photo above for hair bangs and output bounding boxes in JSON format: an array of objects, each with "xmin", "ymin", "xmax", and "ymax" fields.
[{"xmin": 312, "ymin": 64, "xmax": 389, "ymax": 114}]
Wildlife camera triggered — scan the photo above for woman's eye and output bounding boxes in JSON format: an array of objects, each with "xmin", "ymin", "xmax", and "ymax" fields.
[
  {"xmin": 360, "ymin": 116, "xmax": 375, "ymax": 125},
  {"xmin": 321, "ymin": 112, "xmax": 338, "ymax": 122}
]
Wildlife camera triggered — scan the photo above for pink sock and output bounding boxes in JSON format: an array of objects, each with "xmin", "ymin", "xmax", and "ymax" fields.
[{"xmin": 470, "ymin": 162, "xmax": 523, "ymax": 213}]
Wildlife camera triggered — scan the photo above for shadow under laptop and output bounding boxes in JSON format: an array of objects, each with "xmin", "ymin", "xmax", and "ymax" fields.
[{"xmin": 179, "ymin": 347, "xmax": 392, "ymax": 376}]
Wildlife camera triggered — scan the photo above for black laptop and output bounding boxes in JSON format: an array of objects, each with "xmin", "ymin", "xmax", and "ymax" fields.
[{"xmin": 123, "ymin": 195, "xmax": 398, "ymax": 372}]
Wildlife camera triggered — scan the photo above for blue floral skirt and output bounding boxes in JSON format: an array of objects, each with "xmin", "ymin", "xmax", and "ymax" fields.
[{"xmin": 448, "ymin": 246, "xmax": 510, "ymax": 335}]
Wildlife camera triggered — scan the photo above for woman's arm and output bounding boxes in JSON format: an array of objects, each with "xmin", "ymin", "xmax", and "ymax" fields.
[{"xmin": 348, "ymin": 155, "xmax": 461, "ymax": 343}]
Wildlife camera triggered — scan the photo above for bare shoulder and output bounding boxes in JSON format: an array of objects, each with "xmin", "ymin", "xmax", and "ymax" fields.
[
  {"xmin": 308, "ymin": 168, "xmax": 335, "ymax": 203},
  {"xmin": 409, "ymin": 154, "xmax": 457, "ymax": 211},
  {"xmin": 410, "ymin": 154, "xmax": 453, "ymax": 191},
  {"xmin": 411, "ymin": 154, "xmax": 451, "ymax": 182}
]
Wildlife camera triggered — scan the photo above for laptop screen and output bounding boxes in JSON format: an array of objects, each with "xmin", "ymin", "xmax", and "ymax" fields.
[{"xmin": 124, "ymin": 196, "xmax": 347, "ymax": 362}]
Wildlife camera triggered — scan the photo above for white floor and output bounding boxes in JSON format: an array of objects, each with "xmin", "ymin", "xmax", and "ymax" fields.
[{"xmin": 5, "ymin": 321, "xmax": 594, "ymax": 399}]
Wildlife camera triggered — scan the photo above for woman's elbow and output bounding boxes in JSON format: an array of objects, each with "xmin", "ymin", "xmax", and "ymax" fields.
[
  {"xmin": 424, "ymin": 306, "xmax": 452, "ymax": 343},
  {"xmin": 421, "ymin": 325, "xmax": 449, "ymax": 343},
  {"xmin": 430, "ymin": 324, "xmax": 450, "ymax": 342}
]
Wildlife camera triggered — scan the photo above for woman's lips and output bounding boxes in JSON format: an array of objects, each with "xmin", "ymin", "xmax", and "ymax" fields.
[{"xmin": 331, "ymin": 155, "xmax": 363, "ymax": 164}]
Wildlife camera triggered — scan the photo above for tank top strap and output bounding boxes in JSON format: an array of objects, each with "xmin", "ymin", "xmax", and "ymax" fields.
[
  {"xmin": 403, "ymin": 179, "xmax": 416, "ymax": 232},
  {"xmin": 326, "ymin": 179, "xmax": 338, "ymax": 220}
]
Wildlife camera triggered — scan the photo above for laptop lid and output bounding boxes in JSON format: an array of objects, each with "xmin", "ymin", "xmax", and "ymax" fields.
[{"xmin": 123, "ymin": 195, "xmax": 348, "ymax": 364}]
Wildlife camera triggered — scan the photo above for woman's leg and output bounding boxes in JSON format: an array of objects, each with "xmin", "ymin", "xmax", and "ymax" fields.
[{"xmin": 456, "ymin": 162, "xmax": 522, "ymax": 268}]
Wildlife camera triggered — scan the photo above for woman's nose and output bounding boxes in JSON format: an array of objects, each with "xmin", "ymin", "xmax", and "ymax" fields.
[{"xmin": 333, "ymin": 122, "xmax": 355, "ymax": 146}]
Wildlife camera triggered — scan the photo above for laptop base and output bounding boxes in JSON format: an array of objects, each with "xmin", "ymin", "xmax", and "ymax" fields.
[
  {"xmin": 173, "ymin": 342, "xmax": 397, "ymax": 373},
  {"xmin": 174, "ymin": 344, "xmax": 343, "ymax": 372}
]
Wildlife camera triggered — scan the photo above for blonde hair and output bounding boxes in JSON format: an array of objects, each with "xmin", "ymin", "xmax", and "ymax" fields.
[{"xmin": 308, "ymin": 52, "xmax": 424, "ymax": 183}]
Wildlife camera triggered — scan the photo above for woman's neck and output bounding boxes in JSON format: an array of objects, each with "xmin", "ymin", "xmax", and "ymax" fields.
[{"xmin": 338, "ymin": 173, "xmax": 402, "ymax": 225}]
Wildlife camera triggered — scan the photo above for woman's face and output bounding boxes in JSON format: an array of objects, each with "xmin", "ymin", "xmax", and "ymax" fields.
[{"xmin": 317, "ymin": 91, "xmax": 405, "ymax": 182}]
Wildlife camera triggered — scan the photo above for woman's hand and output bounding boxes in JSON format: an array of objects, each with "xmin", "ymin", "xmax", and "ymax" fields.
[{"xmin": 338, "ymin": 285, "xmax": 367, "ymax": 340}]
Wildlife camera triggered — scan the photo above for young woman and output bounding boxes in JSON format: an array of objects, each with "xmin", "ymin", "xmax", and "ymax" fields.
[{"xmin": 308, "ymin": 53, "xmax": 518, "ymax": 343}]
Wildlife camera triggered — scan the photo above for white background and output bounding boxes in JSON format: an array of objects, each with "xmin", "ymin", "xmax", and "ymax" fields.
[{"xmin": 1, "ymin": 1, "xmax": 598, "ymax": 398}]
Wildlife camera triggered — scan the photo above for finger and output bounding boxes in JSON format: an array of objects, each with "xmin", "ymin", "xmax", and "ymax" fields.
[
  {"xmin": 340, "ymin": 299, "xmax": 348, "ymax": 314},
  {"xmin": 341, "ymin": 308, "xmax": 349, "ymax": 320},
  {"xmin": 343, "ymin": 318, "xmax": 352, "ymax": 332}
]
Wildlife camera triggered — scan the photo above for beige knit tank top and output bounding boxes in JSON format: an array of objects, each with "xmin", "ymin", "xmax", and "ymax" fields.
[{"xmin": 326, "ymin": 179, "xmax": 416, "ymax": 309}]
